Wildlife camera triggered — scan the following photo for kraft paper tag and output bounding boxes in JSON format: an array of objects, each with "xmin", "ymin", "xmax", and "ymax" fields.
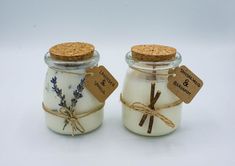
[
  {"xmin": 167, "ymin": 65, "xmax": 203, "ymax": 103},
  {"xmin": 85, "ymin": 66, "xmax": 118, "ymax": 103}
]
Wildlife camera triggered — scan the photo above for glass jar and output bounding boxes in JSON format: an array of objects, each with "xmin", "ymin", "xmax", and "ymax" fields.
[
  {"xmin": 43, "ymin": 42, "xmax": 104, "ymax": 136},
  {"xmin": 121, "ymin": 45, "xmax": 183, "ymax": 136}
]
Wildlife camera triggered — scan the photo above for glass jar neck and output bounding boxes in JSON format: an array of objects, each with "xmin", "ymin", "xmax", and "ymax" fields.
[
  {"xmin": 125, "ymin": 51, "xmax": 182, "ymax": 73},
  {"xmin": 44, "ymin": 50, "xmax": 100, "ymax": 71}
]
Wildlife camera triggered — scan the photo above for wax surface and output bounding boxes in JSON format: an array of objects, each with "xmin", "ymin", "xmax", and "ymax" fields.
[
  {"xmin": 122, "ymin": 69, "xmax": 182, "ymax": 136},
  {"xmin": 43, "ymin": 68, "xmax": 104, "ymax": 135}
]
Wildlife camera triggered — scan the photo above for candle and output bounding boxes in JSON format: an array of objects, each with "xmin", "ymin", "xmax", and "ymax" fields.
[
  {"xmin": 43, "ymin": 42, "xmax": 104, "ymax": 135},
  {"xmin": 121, "ymin": 44, "xmax": 183, "ymax": 136}
]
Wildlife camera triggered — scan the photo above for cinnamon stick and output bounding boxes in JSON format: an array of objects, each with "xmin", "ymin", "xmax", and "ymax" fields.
[
  {"xmin": 139, "ymin": 83, "xmax": 155, "ymax": 126},
  {"xmin": 148, "ymin": 90, "xmax": 161, "ymax": 133},
  {"xmin": 139, "ymin": 82, "xmax": 161, "ymax": 134}
]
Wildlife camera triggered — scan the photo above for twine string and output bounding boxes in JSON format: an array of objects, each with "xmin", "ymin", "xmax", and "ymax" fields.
[
  {"xmin": 42, "ymin": 103, "xmax": 104, "ymax": 136},
  {"xmin": 120, "ymin": 94, "xmax": 182, "ymax": 129},
  {"xmin": 129, "ymin": 66, "xmax": 176, "ymax": 77}
]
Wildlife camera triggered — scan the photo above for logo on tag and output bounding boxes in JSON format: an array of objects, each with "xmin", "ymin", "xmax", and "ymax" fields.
[
  {"xmin": 85, "ymin": 66, "xmax": 118, "ymax": 103},
  {"xmin": 167, "ymin": 65, "xmax": 203, "ymax": 103}
]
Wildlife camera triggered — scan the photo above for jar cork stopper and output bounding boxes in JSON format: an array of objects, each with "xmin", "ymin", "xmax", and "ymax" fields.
[
  {"xmin": 131, "ymin": 44, "xmax": 176, "ymax": 62},
  {"xmin": 49, "ymin": 42, "xmax": 95, "ymax": 61}
]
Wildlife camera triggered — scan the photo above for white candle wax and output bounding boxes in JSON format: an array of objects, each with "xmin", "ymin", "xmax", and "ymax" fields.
[
  {"xmin": 122, "ymin": 70, "xmax": 182, "ymax": 136},
  {"xmin": 43, "ymin": 68, "xmax": 103, "ymax": 135}
]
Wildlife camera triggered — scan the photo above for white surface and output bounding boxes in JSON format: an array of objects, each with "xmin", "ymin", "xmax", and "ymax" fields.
[
  {"xmin": 0, "ymin": 0, "xmax": 235, "ymax": 165},
  {"xmin": 43, "ymin": 68, "xmax": 104, "ymax": 135},
  {"xmin": 122, "ymin": 69, "xmax": 182, "ymax": 136}
]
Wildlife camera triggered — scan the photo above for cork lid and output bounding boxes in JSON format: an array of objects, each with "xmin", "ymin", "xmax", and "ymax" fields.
[
  {"xmin": 131, "ymin": 44, "xmax": 176, "ymax": 62},
  {"xmin": 49, "ymin": 42, "xmax": 95, "ymax": 61}
]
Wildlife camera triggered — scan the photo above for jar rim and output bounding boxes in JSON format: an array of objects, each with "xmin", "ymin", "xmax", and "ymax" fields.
[
  {"xmin": 125, "ymin": 51, "xmax": 182, "ymax": 71},
  {"xmin": 44, "ymin": 50, "xmax": 100, "ymax": 70}
]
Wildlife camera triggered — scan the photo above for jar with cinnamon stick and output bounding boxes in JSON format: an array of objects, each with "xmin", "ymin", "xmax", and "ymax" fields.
[
  {"xmin": 43, "ymin": 42, "xmax": 104, "ymax": 136},
  {"xmin": 121, "ymin": 44, "xmax": 183, "ymax": 136}
]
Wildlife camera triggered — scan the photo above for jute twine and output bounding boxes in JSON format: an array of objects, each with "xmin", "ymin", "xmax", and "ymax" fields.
[
  {"xmin": 42, "ymin": 103, "xmax": 104, "ymax": 136},
  {"xmin": 120, "ymin": 94, "xmax": 182, "ymax": 129}
]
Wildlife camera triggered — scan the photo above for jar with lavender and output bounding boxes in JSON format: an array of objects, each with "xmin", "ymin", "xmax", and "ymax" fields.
[{"xmin": 43, "ymin": 42, "xmax": 104, "ymax": 136}]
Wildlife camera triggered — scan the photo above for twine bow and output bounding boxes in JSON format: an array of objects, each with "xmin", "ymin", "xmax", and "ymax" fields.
[
  {"xmin": 42, "ymin": 103, "xmax": 104, "ymax": 136},
  {"xmin": 130, "ymin": 102, "xmax": 176, "ymax": 128},
  {"xmin": 120, "ymin": 83, "xmax": 182, "ymax": 134},
  {"xmin": 59, "ymin": 107, "xmax": 85, "ymax": 135}
]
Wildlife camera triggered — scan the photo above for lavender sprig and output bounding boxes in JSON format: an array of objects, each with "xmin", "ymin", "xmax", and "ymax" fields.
[
  {"xmin": 51, "ymin": 76, "xmax": 67, "ymax": 108},
  {"xmin": 71, "ymin": 78, "xmax": 85, "ymax": 109}
]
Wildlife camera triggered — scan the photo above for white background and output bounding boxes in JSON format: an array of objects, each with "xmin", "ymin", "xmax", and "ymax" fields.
[{"xmin": 0, "ymin": 0, "xmax": 235, "ymax": 165}]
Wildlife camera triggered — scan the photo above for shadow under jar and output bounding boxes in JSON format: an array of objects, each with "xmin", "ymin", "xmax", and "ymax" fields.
[
  {"xmin": 121, "ymin": 44, "xmax": 183, "ymax": 136},
  {"xmin": 43, "ymin": 42, "xmax": 104, "ymax": 136}
]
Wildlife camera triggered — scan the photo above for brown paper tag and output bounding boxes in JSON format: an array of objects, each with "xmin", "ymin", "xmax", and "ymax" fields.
[
  {"xmin": 167, "ymin": 65, "xmax": 203, "ymax": 103},
  {"xmin": 85, "ymin": 66, "xmax": 118, "ymax": 102}
]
